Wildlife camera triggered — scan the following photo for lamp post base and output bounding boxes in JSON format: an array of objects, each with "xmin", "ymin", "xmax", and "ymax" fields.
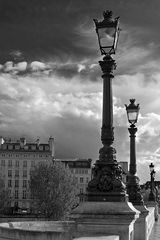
[
  {"xmin": 87, "ymin": 158, "xmax": 127, "ymax": 202},
  {"xmin": 148, "ymin": 192, "xmax": 155, "ymax": 202},
  {"xmin": 127, "ymin": 174, "xmax": 144, "ymax": 205}
]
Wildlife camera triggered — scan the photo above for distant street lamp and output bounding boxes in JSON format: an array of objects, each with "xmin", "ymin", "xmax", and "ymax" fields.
[
  {"xmin": 148, "ymin": 163, "xmax": 156, "ymax": 201},
  {"xmin": 87, "ymin": 11, "xmax": 126, "ymax": 202},
  {"xmin": 125, "ymin": 99, "xmax": 144, "ymax": 205}
]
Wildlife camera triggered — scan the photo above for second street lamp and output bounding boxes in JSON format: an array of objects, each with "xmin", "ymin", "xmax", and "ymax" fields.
[
  {"xmin": 148, "ymin": 163, "xmax": 156, "ymax": 201},
  {"xmin": 125, "ymin": 99, "xmax": 144, "ymax": 205}
]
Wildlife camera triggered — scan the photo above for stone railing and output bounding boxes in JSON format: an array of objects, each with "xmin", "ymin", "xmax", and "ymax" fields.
[
  {"xmin": 0, "ymin": 205, "xmax": 156, "ymax": 240},
  {"xmin": 0, "ymin": 221, "xmax": 120, "ymax": 240}
]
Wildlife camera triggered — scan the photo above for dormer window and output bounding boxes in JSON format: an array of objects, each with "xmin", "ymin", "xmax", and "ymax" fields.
[{"xmin": 8, "ymin": 145, "xmax": 13, "ymax": 150}]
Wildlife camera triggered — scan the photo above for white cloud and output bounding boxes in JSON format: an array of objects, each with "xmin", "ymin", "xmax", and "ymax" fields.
[{"xmin": 29, "ymin": 61, "xmax": 48, "ymax": 71}]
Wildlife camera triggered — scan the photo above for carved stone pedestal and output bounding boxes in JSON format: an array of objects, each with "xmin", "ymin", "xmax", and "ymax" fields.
[{"xmin": 70, "ymin": 202, "xmax": 140, "ymax": 240}]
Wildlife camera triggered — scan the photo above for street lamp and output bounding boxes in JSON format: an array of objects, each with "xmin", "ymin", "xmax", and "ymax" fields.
[
  {"xmin": 125, "ymin": 99, "xmax": 144, "ymax": 205},
  {"xmin": 93, "ymin": 10, "xmax": 120, "ymax": 55},
  {"xmin": 87, "ymin": 10, "xmax": 126, "ymax": 202},
  {"xmin": 148, "ymin": 163, "xmax": 156, "ymax": 201}
]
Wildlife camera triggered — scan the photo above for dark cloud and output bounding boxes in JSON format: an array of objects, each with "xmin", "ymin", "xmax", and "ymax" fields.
[{"xmin": 0, "ymin": 0, "xmax": 160, "ymax": 64}]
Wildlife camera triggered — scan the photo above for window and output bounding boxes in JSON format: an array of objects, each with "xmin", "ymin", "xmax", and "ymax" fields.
[
  {"xmin": 23, "ymin": 161, "xmax": 27, "ymax": 167},
  {"xmin": 85, "ymin": 169, "xmax": 88, "ymax": 174},
  {"xmin": 80, "ymin": 188, "xmax": 83, "ymax": 193},
  {"xmin": 23, "ymin": 180, "xmax": 27, "ymax": 188},
  {"xmin": 8, "ymin": 170, "xmax": 12, "ymax": 177},
  {"xmin": 80, "ymin": 177, "xmax": 83, "ymax": 183},
  {"xmin": 23, "ymin": 190, "xmax": 27, "ymax": 199},
  {"xmin": 75, "ymin": 177, "xmax": 78, "ymax": 183},
  {"xmin": 31, "ymin": 161, "xmax": 35, "ymax": 167},
  {"xmin": 14, "ymin": 201, "xmax": 18, "ymax": 208},
  {"xmin": 15, "ymin": 190, "xmax": 19, "ymax": 199},
  {"xmin": 24, "ymin": 145, "xmax": 28, "ymax": 150},
  {"xmin": 15, "ymin": 145, "xmax": 20, "ymax": 150},
  {"xmin": 8, "ymin": 145, "xmax": 13, "ymax": 150},
  {"xmin": 8, "ymin": 160, "xmax": 12, "ymax": 167},
  {"xmin": 15, "ymin": 180, "xmax": 19, "ymax": 188},
  {"xmin": 8, "ymin": 180, "xmax": 12, "ymax": 187},
  {"xmin": 15, "ymin": 160, "xmax": 19, "ymax": 167},
  {"xmin": 23, "ymin": 170, "xmax": 27, "ymax": 178},
  {"xmin": 2, "ymin": 144, "xmax": 7, "ymax": 150},
  {"xmin": 8, "ymin": 189, "xmax": 11, "ymax": 197},
  {"xmin": 15, "ymin": 170, "xmax": 19, "ymax": 178},
  {"xmin": 31, "ymin": 145, "xmax": 36, "ymax": 150},
  {"xmin": 79, "ymin": 195, "xmax": 84, "ymax": 202},
  {"xmin": 1, "ymin": 160, "xmax": 5, "ymax": 166},
  {"xmin": 39, "ymin": 146, "xmax": 43, "ymax": 151},
  {"xmin": 86, "ymin": 177, "xmax": 89, "ymax": 183}
]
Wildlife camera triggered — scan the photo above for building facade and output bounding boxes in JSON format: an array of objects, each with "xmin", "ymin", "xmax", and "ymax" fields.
[
  {"xmin": 0, "ymin": 136, "xmax": 128, "ymax": 213},
  {"xmin": 0, "ymin": 137, "xmax": 93, "ymax": 212},
  {"xmin": 0, "ymin": 136, "xmax": 54, "ymax": 212}
]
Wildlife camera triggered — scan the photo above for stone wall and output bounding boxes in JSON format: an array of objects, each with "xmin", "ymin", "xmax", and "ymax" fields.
[
  {"xmin": 146, "ymin": 207, "xmax": 155, "ymax": 239},
  {"xmin": 0, "ymin": 221, "xmax": 120, "ymax": 240}
]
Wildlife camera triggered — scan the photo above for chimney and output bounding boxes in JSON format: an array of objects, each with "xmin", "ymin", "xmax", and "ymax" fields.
[
  {"xmin": 36, "ymin": 138, "xmax": 40, "ymax": 146},
  {"xmin": 0, "ymin": 137, "xmax": 4, "ymax": 145},
  {"xmin": 20, "ymin": 137, "xmax": 26, "ymax": 148}
]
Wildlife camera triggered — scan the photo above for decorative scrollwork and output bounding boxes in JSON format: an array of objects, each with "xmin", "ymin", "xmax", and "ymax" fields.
[{"xmin": 87, "ymin": 163, "xmax": 126, "ymax": 194}]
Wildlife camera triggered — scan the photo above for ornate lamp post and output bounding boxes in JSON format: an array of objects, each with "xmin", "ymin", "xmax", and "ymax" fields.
[
  {"xmin": 125, "ymin": 99, "xmax": 144, "ymax": 205},
  {"xmin": 148, "ymin": 163, "xmax": 156, "ymax": 201},
  {"xmin": 71, "ymin": 12, "xmax": 140, "ymax": 240},
  {"xmin": 87, "ymin": 10, "xmax": 126, "ymax": 202}
]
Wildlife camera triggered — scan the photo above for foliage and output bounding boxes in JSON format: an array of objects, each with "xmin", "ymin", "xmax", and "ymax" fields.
[{"xmin": 30, "ymin": 161, "xmax": 78, "ymax": 220}]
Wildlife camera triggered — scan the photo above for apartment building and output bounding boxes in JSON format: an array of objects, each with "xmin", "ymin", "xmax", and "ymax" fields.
[
  {"xmin": 0, "ymin": 136, "xmax": 93, "ymax": 212},
  {"xmin": 0, "ymin": 135, "xmax": 128, "ymax": 212},
  {"xmin": 0, "ymin": 136, "xmax": 54, "ymax": 212}
]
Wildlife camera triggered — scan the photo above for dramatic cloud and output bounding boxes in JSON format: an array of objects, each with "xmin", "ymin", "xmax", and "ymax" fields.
[{"xmin": 0, "ymin": 0, "xmax": 160, "ymax": 183}]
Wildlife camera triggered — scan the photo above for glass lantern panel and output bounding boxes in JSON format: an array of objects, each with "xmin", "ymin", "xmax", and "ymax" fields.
[
  {"xmin": 98, "ymin": 27, "xmax": 115, "ymax": 47},
  {"xmin": 128, "ymin": 112, "xmax": 137, "ymax": 122},
  {"xmin": 149, "ymin": 164, "xmax": 154, "ymax": 172}
]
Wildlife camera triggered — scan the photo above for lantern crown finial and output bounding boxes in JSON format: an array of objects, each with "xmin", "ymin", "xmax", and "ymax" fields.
[
  {"xmin": 103, "ymin": 10, "xmax": 113, "ymax": 21},
  {"xmin": 130, "ymin": 99, "xmax": 135, "ymax": 104}
]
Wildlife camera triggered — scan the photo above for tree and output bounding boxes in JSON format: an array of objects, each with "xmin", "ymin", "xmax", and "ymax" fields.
[{"xmin": 30, "ymin": 161, "xmax": 78, "ymax": 220}]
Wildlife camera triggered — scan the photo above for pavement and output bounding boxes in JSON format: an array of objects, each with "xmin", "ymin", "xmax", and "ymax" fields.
[{"xmin": 149, "ymin": 219, "xmax": 160, "ymax": 240}]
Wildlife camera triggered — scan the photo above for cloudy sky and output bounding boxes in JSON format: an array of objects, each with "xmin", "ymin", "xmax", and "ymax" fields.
[{"xmin": 0, "ymin": 0, "xmax": 160, "ymax": 183}]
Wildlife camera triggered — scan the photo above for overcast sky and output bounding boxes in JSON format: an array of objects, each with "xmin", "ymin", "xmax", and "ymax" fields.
[{"xmin": 0, "ymin": 0, "xmax": 160, "ymax": 183}]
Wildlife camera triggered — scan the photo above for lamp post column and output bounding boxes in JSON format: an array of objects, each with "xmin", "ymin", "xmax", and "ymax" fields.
[
  {"xmin": 149, "ymin": 170, "xmax": 155, "ymax": 201},
  {"xmin": 100, "ymin": 54, "xmax": 116, "ymax": 160},
  {"xmin": 127, "ymin": 125, "xmax": 144, "ymax": 205},
  {"xmin": 87, "ymin": 54, "xmax": 127, "ymax": 202}
]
